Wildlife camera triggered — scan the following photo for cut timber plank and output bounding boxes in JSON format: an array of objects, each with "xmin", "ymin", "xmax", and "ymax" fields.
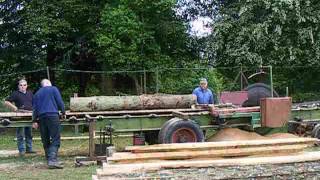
[
  {"xmin": 125, "ymin": 138, "xmax": 317, "ymax": 153},
  {"xmin": 99, "ymin": 151, "xmax": 320, "ymax": 176},
  {"xmin": 92, "ymin": 175, "xmax": 98, "ymax": 180},
  {"xmin": 109, "ymin": 144, "xmax": 310, "ymax": 163}
]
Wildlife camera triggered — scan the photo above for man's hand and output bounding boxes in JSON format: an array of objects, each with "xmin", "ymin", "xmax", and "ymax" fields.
[
  {"xmin": 60, "ymin": 113, "xmax": 66, "ymax": 120},
  {"xmin": 32, "ymin": 122, "xmax": 38, "ymax": 129}
]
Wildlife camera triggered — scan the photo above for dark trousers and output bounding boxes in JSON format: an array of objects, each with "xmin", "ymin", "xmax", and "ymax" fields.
[
  {"xmin": 16, "ymin": 127, "xmax": 33, "ymax": 153},
  {"xmin": 39, "ymin": 115, "xmax": 61, "ymax": 162}
]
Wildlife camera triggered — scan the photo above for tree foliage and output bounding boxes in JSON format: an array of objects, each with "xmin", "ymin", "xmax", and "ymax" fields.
[
  {"xmin": 207, "ymin": 0, "xmax": 320, "ymax": 67},
  {"xmin": 96, "ymin": 0, "xmax": 197, "ymax": 70}
]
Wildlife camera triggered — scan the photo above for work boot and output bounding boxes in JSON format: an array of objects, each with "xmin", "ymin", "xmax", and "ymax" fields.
[
  {"xmin": 47, "ymin": 150, "xmax": 63, "ymax": 169},
  {"xmin": 19, "ymin": 151, "xmax": 25, "ymax": 157},
  {"xmin": 48, "ymin": 161, "xmax": 64, "ymax": 169},
  {"xmin": 26, "ymin": 150, "xmax": 37, "ymax": 154},
  {"xmin": 44, "ymin": 148, "xmax": 49, "ymax": 160}
]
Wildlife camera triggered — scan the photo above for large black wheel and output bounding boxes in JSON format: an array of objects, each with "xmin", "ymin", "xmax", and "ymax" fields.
[
  {"xmin": 158, "ymin": 118, "xmax": 181, "ymax": 143},
  {"xmin": 242, "ymin": 83, "xmax": 279, "ymax": 107},
  {"xmin": 158, "ymin": 118, "xmax": 204, "ymax": 144}
]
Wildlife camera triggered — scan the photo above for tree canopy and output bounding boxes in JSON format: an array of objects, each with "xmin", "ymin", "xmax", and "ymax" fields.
[{"xmin": 1, "ymin": 0, "xmax": 320, "ymax": 100}]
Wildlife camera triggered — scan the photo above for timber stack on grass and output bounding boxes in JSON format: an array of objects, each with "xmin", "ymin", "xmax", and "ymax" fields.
[{"xmin": 93, "ymin": 138, "xmax": 320, "ymax": 179}]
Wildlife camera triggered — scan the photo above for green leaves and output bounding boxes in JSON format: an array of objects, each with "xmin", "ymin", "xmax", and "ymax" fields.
[
  {"xmin": 208, "ymin": 0, "xmax": 320, "ymax": 68},
  {"xmin": 96, "ymin": 0, "xmax": 196, "ymax": 70}
]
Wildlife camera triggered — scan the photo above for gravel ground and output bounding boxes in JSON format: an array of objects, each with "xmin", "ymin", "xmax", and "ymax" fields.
[{"xmin": 107, "ymin": 161, "xmax": 320, "ymax": 179}]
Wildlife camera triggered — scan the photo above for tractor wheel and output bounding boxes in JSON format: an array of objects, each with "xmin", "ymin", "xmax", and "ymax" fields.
[
  {"xmin": 158, "ymin": 118, "xmax": 181, "ymax": 143},
  {"xmin": 242, "ymin": 83, "xmax": 279, "ymax": 107},
  {"xmin": 158, "ymin": 118, "xmax": 204, "ymax": 144}
]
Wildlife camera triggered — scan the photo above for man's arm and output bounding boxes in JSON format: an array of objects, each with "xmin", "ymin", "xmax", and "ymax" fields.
[
  {"xmin": 209, "ymin": 91, "xmax": 214, "ymax": 104},
  {"xmin": 53, "ymin": 87, "xmax": 65, "ymax": 113},
  {"xmin": 32, "ymin": 94, "xmax": 38, "ymax": 122},
  {"xmin": 209, "ymin": 95, "xmax": 214, "ymax": 104},
  {"xmin": 4, "ymin": 101, "xmax": 18, "ymax": 111}
]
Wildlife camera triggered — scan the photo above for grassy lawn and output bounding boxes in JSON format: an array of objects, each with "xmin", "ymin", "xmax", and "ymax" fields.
[
  {"xmin": 0, "ymin": 156, "xmax": 97, "ymax": 180},
  {"xmin": 0, "ymin": 128, "xmax": 98, "ymax": 180}
]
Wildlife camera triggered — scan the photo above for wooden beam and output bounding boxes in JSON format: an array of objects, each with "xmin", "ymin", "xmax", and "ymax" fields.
[
  {"xmin": 89, "ymin": 120, "xmax": 96, "ymax": 158},
  {"xmin": 98, "ymin": 151, "xmax": 320, "ymax": 176},
  {"xmin": 125, "ymin": 138, "xmax": 317, "ymax": 153},
  {"xmin": 0, "ymin": 108, "xmax": 207, "ymax": 118},
  {"xmin": 109, "ymin": 144, "xmax": 311, "ymax": 163}
]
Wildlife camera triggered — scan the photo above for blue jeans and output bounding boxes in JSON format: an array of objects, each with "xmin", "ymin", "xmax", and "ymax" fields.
[
  {"xmin": 39, "ymin": 115, "xmax": 61, "ymax": 162},
  {"xmin": 16, "ymin": 127, "xmax": 33, "ymax": 153}
]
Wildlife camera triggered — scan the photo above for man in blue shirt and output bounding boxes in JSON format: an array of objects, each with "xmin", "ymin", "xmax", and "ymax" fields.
[
  {"xmin": 192, "ymin": 78, "xmax": 214, "ymax": 104},
  {"xmin": 32, "ymin": 79, "xmax": 65, "ymax": 169}
]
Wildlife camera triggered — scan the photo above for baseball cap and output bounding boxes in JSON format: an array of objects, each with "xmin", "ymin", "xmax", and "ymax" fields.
[{"xmin": 199, "ymin": 78, "xmax": 207, "ymax": 83}]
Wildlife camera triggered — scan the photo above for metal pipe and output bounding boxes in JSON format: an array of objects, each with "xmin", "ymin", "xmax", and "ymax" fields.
[
  {"xmin": 46, "ymin": 66, "xmax": 50, "ymax": 80},
  {"xmin": 269, "ymin": 65, "xmax": 274, "ymax": 97}
]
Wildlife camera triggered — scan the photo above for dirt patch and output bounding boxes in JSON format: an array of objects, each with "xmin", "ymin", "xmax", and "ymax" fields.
[
  {"xmin": 0, "ymin": 163, "xmax": 18, "ymax": 171},
  {"xmin": 207, "ymin": 128, "xmax": 299, "ymax": 142},
  {"xmin": 0, "ymin": 150, "xmax": 18, "ymax": 157}
]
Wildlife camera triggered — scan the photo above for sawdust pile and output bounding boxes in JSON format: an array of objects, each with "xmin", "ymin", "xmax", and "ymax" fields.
[{"xmin": 207, "ymin": 128, "xmax": 298, "ymax": 142}]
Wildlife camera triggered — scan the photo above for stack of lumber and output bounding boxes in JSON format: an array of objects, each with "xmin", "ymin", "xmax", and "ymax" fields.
[{"xmin": 93, "ymin": 138, "xmax": 319, "ymax": 179}]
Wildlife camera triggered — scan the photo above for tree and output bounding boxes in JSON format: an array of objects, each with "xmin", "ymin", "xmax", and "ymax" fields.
[
  {"xmin": 207, "ymin": 0, "xmax": 320, "ymax": 98},
  {"xmin": 96, "ymin": 0, "xmax": 199, "ymax": 94},
  {"xmin": 0, "ymin": 0, "xmax": 105, "ymax": 96},
  {"xmin": 208, "ymin": 0, "xmax": 320, "ymax": 67}
]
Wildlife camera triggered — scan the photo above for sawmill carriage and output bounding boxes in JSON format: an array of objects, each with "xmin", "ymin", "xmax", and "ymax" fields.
[
  {"xmin": 0, "ymin": 87, "xmax": 293, "ymax": 146},
  {"xmin": 1, "ymin": 66, "xmax": 320, "ymax": 158}
]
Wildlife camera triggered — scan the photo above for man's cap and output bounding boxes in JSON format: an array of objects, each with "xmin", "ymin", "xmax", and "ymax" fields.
[{"xmin": 199, "ymin": 78, "xmax": 207, "ymax": 83}]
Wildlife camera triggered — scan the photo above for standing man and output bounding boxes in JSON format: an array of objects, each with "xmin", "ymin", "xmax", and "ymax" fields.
[
  {"xmin": 192, "ymin": 78, "xmax": 215, "ymax": 104},
  {"xmin": 32, "ymin": 79, "xmax": 65, "ymax": 169},
  {"xmin": 4, "ymin": 79, "xmax": 35, "ymax": 156}
]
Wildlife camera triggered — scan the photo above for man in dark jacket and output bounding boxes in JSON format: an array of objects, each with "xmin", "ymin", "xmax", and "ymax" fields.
[
  {"xmin": 4, "ymin": 79, "xmax": 35, "ymax": 156},
  {"xmin": 32, "ymin": 79, "xmax": 65, "ymax": 169}
]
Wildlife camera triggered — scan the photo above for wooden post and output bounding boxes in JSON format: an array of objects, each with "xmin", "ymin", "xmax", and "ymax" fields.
[
  {"xmin": 46, "ymin": 66, "xmax": 50, "ymax": 80},
  {"xmin": 144, "ymin": 69, "xmax": 147, "ymax": 94},
  {"xmin": 89, "ymin": 119, "xmax": 96, "ymax": 159},
  {"xmin": 156, "ymin": 67, "xmax": 159, "ymax": 93},
  {"xmin": 240, "ymin": 65, "xmax": 243, "ymax": 90}
]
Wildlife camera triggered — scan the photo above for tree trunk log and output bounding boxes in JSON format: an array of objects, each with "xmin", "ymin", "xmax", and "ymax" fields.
[{"xmin": 69, "ymin": 94, "xmax": 196, "ymax": 112}]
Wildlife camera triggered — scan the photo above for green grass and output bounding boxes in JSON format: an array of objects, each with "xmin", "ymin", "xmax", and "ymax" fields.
[
  {"xmin": 0, "ymin": 156, "xmax": 97, "ymax": 180},
  {"xmin": 0, "ymin": 129, "xmax": 98, "ymax": 180}
]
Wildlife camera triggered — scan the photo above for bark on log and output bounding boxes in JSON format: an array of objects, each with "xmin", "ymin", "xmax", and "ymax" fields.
[{"xmin": 70, "ymin": 94, "xmax": 196, "ymax": 112}]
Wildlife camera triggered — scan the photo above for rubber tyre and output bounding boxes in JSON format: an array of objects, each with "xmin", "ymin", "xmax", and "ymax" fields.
[
  {"xmin": 158, "ymin": 118, "xmax": 181, "ymax": 143},
  {"xmin": 158, "ymin": 119, "xmax": 204, "ymax": 144},
  {"xmin": 242, "ymin": 83, "xmax": 279, "ymax": 107}
]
